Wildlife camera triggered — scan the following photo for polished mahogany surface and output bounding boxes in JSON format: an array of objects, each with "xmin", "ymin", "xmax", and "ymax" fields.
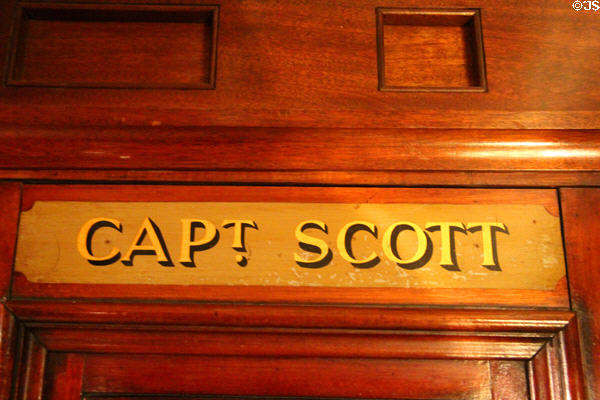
[
  {"xmin": 561, "ymin": 189, "xmax": 600, "ymax": 399},
  {"xmin": 3, "ymin": 301, "xmax": 587, "ymax": 400},
  {"xmin": 1, "ymin": 126, "xmax": 599, "ymax": 186},
  {"xmin": 0, "ymin": 0, "xmax": 599, "ymax": 398},
  {"xmin": 0, "ymin": 0, "xmax": 599, "ymax": 130}
]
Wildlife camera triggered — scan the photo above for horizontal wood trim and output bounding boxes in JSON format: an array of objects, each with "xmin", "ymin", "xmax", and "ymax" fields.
[
  {"xmin": 1, "ymin": 127, "xmax": 599, "ymax": 172},
  {"xmin": 20, "ymin": 184, "xmax": 560, "ymax": 210},
  {"xmin": 8, "ymin": 301, "xmax": 574, "ymax": 332},
  {"xmin": 10, "ymin": 281, "xmax": 571, "ymax": 308},
  {"xmin": 4, "ymin": 170, "xmax": 600, "ymax": 187},
  {"xmin": 31, "ymin": 325, "xmax": 546, "ymax": 360}
]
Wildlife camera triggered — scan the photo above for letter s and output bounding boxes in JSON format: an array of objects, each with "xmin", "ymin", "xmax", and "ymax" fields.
[{"xmin": 294, "ymin": 220, "xmax": 332, "ymax": 268}]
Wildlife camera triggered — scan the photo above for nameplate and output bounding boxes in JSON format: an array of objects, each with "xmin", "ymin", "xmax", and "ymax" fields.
[{"xmin": 13, "ymin": 200, "xmax": 565, "ymax": 290}]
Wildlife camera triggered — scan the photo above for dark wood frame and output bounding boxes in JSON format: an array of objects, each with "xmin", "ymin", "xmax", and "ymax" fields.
[{"xmin": 1, "ymin": 302, "xmax": 587, "ymax": 399}]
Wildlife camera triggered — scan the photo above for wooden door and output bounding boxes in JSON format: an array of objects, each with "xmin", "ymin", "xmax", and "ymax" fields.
[{"xmin": 0, "ymin": 0, "xmax": 599, "ymax": 399}]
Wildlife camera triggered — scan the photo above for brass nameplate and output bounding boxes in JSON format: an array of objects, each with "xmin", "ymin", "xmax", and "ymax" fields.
[{"xmin": 14, "ymin": 201, "xmax": 565, "ymax": 289}]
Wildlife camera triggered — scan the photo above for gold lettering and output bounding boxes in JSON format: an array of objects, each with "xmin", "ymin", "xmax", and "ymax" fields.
[
  {"xmin": 76, "ymin": 217, "xmax": 122, "ymax": 265},
  {"xmin": 179, "ymin": 219, "xmax": 218, "ymax": 267},
  {"xmin": 425, "ymin": 222, "xmax": 467, "ymax": 271},
  {"xmin": 294, "ymin": 220, "xmax": 332, "ymax": 268},
  {"xmin": 337, "ymin": 221, "xmax": 379, "ymax": 268},
  {"xmin": 382, "ymin": 222, "xmax": 431, "ymax": 269},
  {"xmin": 122, "ymin": 218, "xmax": 172, "ymax": 266},
  {"xmin": 466, "ymin": 222, "xmax": 509, "ymax": 270},
  {"xmin": 221, "ymin": 220, "xmax": 258, "ymax": 251}
]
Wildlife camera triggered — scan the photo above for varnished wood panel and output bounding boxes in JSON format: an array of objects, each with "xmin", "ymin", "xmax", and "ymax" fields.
[
  {"xmin": 0, "ymin": 127, "xmax": 598, "ymax": 179},
  {"xmin": 0, "ymin": 305, "xmax": 18, "ymax": 400},
  {"xmin": 30, "ymin": 325, "xmax": 547, "ymax": 360},
  {"xmin": 489, "ymin": 361, "xmax": 528, "ymax": 400},
  {"xmin": 7, "ymin": 301, "xmax": 574, "ymax": 332},
  {"xmin": 527, "ymin": 328, "xmax": 586, "ymax": 400},
  {"xmin": 5, "ymin": 302, "xmax": 585, "ymax": 400},
  {"xmin": 14, "ymin": 332, "xmax": 46, "ymax": 400},
  {"xmin": 560, "ymin": 188, "xmax": 600, "ymax": 400},
  {"xmin": 4, "ymin": 170, "xmax": 600, "ymax": 187},
  {"xmin": 377, "ymin": 9, "xmax": 486, "ymax": 92},
  {"xmin": 82, "ymin": 355, "xmax": 493, "ymax": 399},
  {"xmin": 0, "ymin": 183, "xmax": 21, "ymax": 299},
  {"xmin": 0, "ymin": 0, "xmax": 598, "ymax": 129},
  {"xmin": 42, "ymin": 353, "xmax": 84, "ymax": 400},
  {"xmin": 7, "ymin": 3, "xmax": 218, "ymax": 89}
]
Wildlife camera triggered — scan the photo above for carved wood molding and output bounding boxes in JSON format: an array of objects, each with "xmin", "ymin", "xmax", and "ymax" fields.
[
  {"xmin": 3, "ymin": 301, "xmax": 588, "ymax": 400},
  {"xmin": 2, "ymin": 127, "xmax": 599, "ymax": 186}
]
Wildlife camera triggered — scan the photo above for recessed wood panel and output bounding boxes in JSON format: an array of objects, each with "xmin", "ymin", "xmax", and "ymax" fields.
[
  {"xmin": 377, "ymin": 9, "xmax": 486, "ymax": 92},
  {"xmin": 0, "ymin": 0, "xmax": 598, "ymax": 128},
  {"xmin": 7, "ymin": 3, "xmax": 218, "ymax": 89},
  {"xmin": 81, "ymin": 355, "xmax": 493, "ymax": 400}
]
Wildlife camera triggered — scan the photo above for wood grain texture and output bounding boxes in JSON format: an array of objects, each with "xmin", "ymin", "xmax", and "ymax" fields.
[
  {"xmin": 560, "ymin": 188, "xmax": 600, "ymax": 400},
  {"xmin": 4, "ymin": 169, "xmax": 600, "ymax": 187},
  {"xmin": 489, "ymin": 361, "xmax": 528, "ymax": 400},
  {"xmin": 0, "ymin": 0, "xmax": 598, "ymax": 129},
  {"xmin": 0, "ymin": 305, "xmax": 18, "ymax": 400},
  {"xmin": 529, "ymin": 338, "xmax": 562, "ymax": 400},
  {"xmin": 31, "ymin": 325, "xmax": 547, "ymax": 360},
  {"xmin": 19, "ymin": 184, "xmax": 561, "ymax": 212},
  {"xmin": 527, "ymin": 324, "xmax": 587, "ymax": 400},
  {"xmin": 377, "ymin": 9, "xmax": 486, "ymax": 92},
  {"xmin": 11, "ymin": 184, "xmax": 568, "ymax": 307},
  {"xmin": 5, "ymin": 302, "xmax": 583, "ymax": 400},
  {"xmin": 42, "ymin": 353, "xmax": 84, "ymax": 400},
  {"xmin": 1, "ymin": 127, "xmax": 599, "ymax": 172},
  {"xmin": 14, "ymin": 332, "xmax": 46, "ymax": 400},
  {"xmin": 9, "ymin": 278, "xmax": 572, "ymax": 307},
  {"xmin": 7, "ymin": 301, "xmax": 574, "ymax": 332},
  {"xmin": 558, "ymin": 321, "xmax": 587, "ymax": 400},
  {"xmin": 0, "ymin": 183, "xmax": 21, "ymax": 299},
  {"xmin": 8, "ymin": 3, "xmax": 217, "ymax": 89},
  {"xmin": 2, "ymin": 126, "xmax": 599, "ymax": 187},
  {"xmin": 81, "ymin": 355, "xmax": 493, "ymax": 399}
]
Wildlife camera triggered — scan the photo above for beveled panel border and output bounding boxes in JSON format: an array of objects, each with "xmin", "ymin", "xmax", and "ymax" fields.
[
  {"xmin": 6, "ymin": 2, "xmax": 219, "ymax": 89},
  {"xmin": 4, "ymin": 302, "xmax": 588, "ymax": 400},
  {"xmin": 376, "ymin": 8, "xmax": 487, "ymax": 93}
]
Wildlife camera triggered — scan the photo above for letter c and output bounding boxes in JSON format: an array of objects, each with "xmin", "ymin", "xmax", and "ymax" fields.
[
  {"xmin": 77, "ymin": 218, "xmax": 122, "ymax": 265},
  {"xmin": 337, "ymin": 221, "xmax": 380, "ymax": 268}
]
